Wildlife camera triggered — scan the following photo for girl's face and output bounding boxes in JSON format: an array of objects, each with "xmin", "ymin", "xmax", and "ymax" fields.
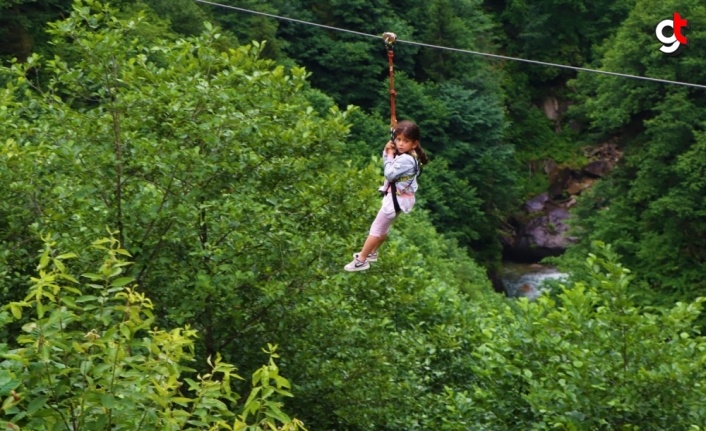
[{"xmin": 394, "ymin": 134, "xmax": 418, "ymax": 154}]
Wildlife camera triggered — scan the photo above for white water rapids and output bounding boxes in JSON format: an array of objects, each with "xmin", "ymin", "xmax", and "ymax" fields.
[{"xmin": 500, "ymin": 262, "xmax": 569, "ymax": 300}]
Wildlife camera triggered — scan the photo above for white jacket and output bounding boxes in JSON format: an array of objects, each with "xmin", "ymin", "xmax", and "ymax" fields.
[{"xmin": 378, "ymin": 152, "xmax": 419, "ymax": 215}]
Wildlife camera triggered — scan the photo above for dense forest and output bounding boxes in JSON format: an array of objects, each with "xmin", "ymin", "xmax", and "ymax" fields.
[{"xmin": 2, "ymin": 0, "xmax": 706, "ymax": 429}]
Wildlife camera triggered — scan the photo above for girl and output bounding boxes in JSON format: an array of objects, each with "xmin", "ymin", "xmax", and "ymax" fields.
[{"xmin": 344, "ymin": 120, "xmax": 429, "ymax": 272}]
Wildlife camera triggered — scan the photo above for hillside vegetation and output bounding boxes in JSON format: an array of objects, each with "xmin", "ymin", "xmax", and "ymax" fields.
[{"xmin": 1, "ymin": 1, "xmax": 706, "ymax": 429}]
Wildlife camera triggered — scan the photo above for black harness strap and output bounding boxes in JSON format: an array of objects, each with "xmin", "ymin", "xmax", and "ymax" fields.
[{"xmin": 389, "ymin": 181, "xmax": 402, "ymax": 214}]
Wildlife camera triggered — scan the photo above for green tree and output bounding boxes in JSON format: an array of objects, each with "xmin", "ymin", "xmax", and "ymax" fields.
[
  {"xmin": 0, "ymin": 0, "xmax": 360, "ymax": 369},
  {"xmin": 0, "ymin": 0, "xmax": 72, "ymax": 62},
  {"xmin": 1, "ymin": 233, "xmax": 306, "ymax": 430},
  {"xmin": 492, "ymin": 0, "xmax": 635, "ymax": 83},
  {"xmin": 277, "ymin": 208, "xmax": 500, "ymax": 430},
  {"xmin": 565, "ymin": 0, "xmax": 706, "ymax": 303},
  {"xmin": 270, "ymin": 0, "xmax": 413, "ymax": 108},
  {"xmin": 486, "ymin": 0, "xmax": 636, "ymax": 212},
  {"xmin": 137, "ymin": 0, "xmax": 212, "ymax": 36},
  {"xmin": 465, "ymin": 243, "xmax": 706, "ymax": 429},
  {"xmin": 0, "ymin": 4, "xmax": 504, "ymax": 430},
  {"xmin": 198, "ymin": 0, "xmax": 288, "ymax": 59},
  {"xmin": 415, "ymin": 0, "xmax": 496, "ymax": 83}
]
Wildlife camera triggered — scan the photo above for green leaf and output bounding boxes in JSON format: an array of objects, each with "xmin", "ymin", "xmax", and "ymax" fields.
[
  {"xmin": 0, "ymin": 370, "xmax": 20, "ymax": 396},
  {"xmin": 119, "ymin": 323, "xmax": 131, "ymax": 339},
  {"xmin": 75, "ymin": 295, "xmax": 98, "ymax": 303},
  {"xmin": 9, "ymin": 304, "xmax": 21, "ymax": 320},
  {"xmin": 264, "ymin": 401, "xmax": 291, "ymax": 423},
  {"xmin": 81, "ymin": 273, "xmax": 103, "ymax": 281},
  {"xmin": 2, "ymin": 393, "xmax": 21, "ymax": 411},
  {"xmin": 38, "ymin": 250, "xmax": 50, "ymax": 270},
  {"xmin": 101, "ymin": 394, "xmax": 116, "ymax": 409},
  {"xmin": 110, "ymin": 277, "xmax": 133, "ymax": 287},
  {"xmin": 27, "ymin": 395, "xmax": 48, "ymax": 415}
]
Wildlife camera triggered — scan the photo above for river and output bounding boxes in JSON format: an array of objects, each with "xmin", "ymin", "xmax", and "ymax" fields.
[{"xmin": 500, "ymin": 261, "xmax": 569, "ymax": 300}]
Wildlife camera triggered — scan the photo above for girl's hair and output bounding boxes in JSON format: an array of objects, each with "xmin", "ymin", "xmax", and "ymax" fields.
[{"xmin": 394, "ymin": 120, "xmax": 429, "ymax": 165}]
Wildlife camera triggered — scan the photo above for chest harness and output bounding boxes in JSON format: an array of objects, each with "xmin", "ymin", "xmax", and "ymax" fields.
[{"xmin": 385, "ymin": 154, "xmax": 419, "ymax": 214}]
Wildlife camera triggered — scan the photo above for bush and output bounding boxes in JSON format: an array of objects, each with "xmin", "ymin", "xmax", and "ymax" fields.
[{"xmin": 1, "ymin": 233, "xmax": 306, "ymax": 431}]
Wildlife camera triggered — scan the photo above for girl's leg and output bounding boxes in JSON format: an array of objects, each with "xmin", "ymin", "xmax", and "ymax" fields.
[
  {"xmin": 345, "ymin": 234, "xmax": 381, "ymax": 271},
  {"xmin": 360, "ymin": 235, "xmax": 384, "ymax": 260},
  {"xmin": 354, "ymin": 207, "xmax": 394, "ymax": 262},
  {"xmin": 370, "ymin": 234, "xmax": 387, "ymax": 254}
]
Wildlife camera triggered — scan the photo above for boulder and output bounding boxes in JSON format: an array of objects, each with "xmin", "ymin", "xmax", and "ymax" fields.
[
  {"xmin": 502, "ymin": 207, "xmax": 575, "ymax": 262},
  {"xmin": 566, "ymin": 177, "xmax": 595, "ymax": 195},
  {"xmin": 524, "ymin": 192, "xmax": 549, "ymax": 212},
  {"xmin": 582, "ymin": 160, "xmax": 612, "ymax": 178},
  {"xmin": 502, "ymin": 145, "xmax": 622, "ymax": 263},
  {"xmin": 548, "ymin": 167, "xmax": 572, "ymax": 199}
]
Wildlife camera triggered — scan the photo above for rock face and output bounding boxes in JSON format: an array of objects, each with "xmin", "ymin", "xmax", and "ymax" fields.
[
  {"xmin": 502, "ymin": 193, "xmax": 576, "ymax": 262},
  {"xmin": 501, "ymin": 143, "xmax": 622, "ymax": 262}
]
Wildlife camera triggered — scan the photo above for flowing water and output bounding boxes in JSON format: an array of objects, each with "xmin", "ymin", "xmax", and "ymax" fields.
[{"xmin": 500, "ymin": 262, "xmax": 569, "ymax": 300}]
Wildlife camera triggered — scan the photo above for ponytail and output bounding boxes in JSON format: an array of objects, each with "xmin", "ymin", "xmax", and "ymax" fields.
[{"xmin": 414, "ymin": 145, "xmax": 429, "ymax": 166}]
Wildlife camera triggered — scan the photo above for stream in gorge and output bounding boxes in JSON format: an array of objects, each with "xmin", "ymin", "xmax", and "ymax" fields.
[{"xmin": 500, "ymin": 262, "xmax": 569, "ymax": 300}]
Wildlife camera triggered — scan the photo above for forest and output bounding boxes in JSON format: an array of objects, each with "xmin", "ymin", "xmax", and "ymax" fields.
[{"xmin": 1, "ymin": 0, "xmax": 706, "ymax": 429}]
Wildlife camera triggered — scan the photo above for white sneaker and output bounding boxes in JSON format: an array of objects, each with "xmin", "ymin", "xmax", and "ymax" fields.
[
  {"xmin": 354, "ymin": 252, "xmax": 378, "ymax": 263},
  {"xmin": 344, "ymin": 257, "xmax": 370, "ymax": 272}
]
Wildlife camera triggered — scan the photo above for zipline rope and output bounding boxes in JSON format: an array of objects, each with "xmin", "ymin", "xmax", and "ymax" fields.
[
  {"xmin": 383, "ymin": 32, "xmax": 397, "ymax": 137},
  {"xmin": 193, "ymin": 0, "xmax": 706, "ymax": 91}
]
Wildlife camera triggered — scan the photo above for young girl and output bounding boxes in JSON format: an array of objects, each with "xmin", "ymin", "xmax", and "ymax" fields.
[{"xmin": 344, "ymin": 120, "xmax": 429, "ymax": 272}]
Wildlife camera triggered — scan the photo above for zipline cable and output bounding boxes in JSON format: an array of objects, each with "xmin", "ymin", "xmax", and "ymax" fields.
[
  {"xmin": 193, "ymin": 0, "xmax": 706, "ymax": 91},
  {"xmin": 399, "ymin": 39, "xmax": 706, "ymax": 90}
]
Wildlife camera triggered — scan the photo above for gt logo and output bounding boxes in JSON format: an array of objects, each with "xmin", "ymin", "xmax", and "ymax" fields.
[{"xmin": 655, "ymin": 12, "xmax": 688, "ymax": 55}]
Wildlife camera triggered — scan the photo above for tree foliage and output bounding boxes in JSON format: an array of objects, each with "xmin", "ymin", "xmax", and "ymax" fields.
[
  {"xmin": 493, "ymin": 0, "xmax": 636, "ymax": 83},
  {"xmin": 463, "ymin": 242, "xmax": 706, "ymax": 430},
  {"xmin": 2, "ymin": 1, "xmax": 706, "ymax": 429},
  {"xmin": 0, "ymin": 2, "xmax": 492, "ymax": 429},
  {"xmin": 565, "ymin": 0, "xmax": 706, "ymax": 303},
  {"xmin": 1, "ymin": 233, "xmax": 306, "ymax": 430},
  {"xmin": 0, "ymin": 0, "xmax": 71, "ymax": 62}
]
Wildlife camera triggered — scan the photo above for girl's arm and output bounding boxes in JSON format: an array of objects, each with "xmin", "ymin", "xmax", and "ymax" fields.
[
  {"xmin": 382, "ymin": 140, "xmax": 396, "ymax": 178},
  {"xmin": 383, "ymin": 153, "xmax": 416, "ymax": 182}
]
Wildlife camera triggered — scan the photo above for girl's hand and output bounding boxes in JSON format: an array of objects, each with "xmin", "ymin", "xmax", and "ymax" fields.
[{"xmin": 384, "ymin": 140, "xmax": 396, "ymax": 156}]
